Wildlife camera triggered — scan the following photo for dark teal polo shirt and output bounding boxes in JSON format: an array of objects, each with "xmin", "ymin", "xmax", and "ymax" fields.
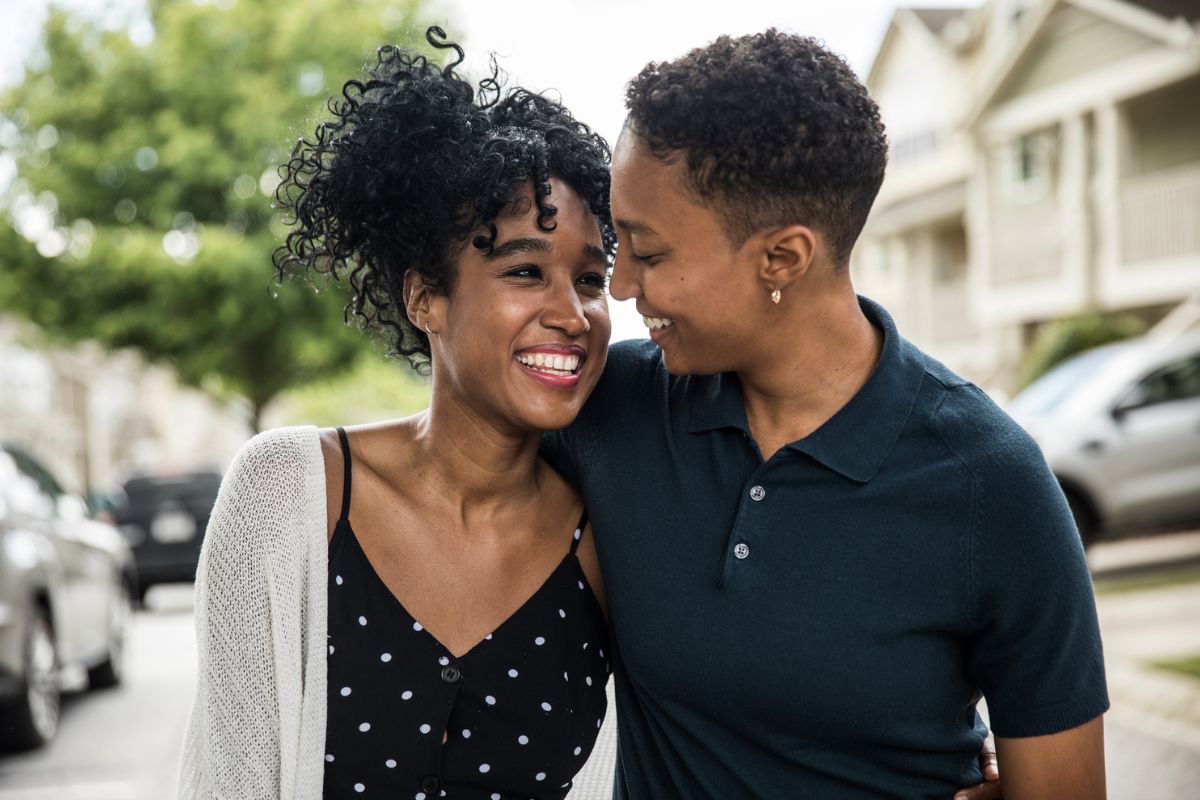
[{"xmin": 543, "ymin": 297, "xmax": 1108, "ymax": 799}]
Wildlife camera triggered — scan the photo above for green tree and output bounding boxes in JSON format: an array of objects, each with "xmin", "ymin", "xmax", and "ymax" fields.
[
  {"xmin": 1020, "ymin": 311, "xmax": 1148, "ymax": 388},
  {"xmin": 0, "ymin": 0, "xmax": 433, "ymax": 430}
]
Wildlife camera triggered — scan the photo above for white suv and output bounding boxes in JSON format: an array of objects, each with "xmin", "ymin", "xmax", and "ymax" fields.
[{"xmin": 1008, "ymin": 331, "xmax": 1200, "ymax": 547}]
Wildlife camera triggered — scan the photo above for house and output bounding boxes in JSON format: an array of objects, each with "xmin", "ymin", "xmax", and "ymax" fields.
[{"xmin": 855, "ymin": 0, "xmax": 1200, "ymax": 395}]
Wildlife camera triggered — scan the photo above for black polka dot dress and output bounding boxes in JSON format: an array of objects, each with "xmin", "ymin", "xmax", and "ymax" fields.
[{"xmin": 323, "ymin": 427, "xmax": 610, "ymax": 800}]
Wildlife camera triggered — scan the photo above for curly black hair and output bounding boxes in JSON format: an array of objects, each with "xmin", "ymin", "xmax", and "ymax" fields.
[
  {"xmin": 273, "ymin": 27, "xmax": 615, "ymax": 372},
  {"xmin": 624, "ymin": 29, "xmax": 887, "ymax": 265}
]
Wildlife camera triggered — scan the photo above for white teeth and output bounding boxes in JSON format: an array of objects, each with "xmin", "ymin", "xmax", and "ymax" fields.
[
  {"xmin": 515, "ymin": 352, "xmax": 582, "ymax": 376},
  {"xmin": 642, "ymin": 315, "xmax": 675, "ymax": 331}
]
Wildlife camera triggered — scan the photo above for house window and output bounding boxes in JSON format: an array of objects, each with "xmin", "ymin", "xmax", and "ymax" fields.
[{"xmin": 1006, "ymin": 128, "xmax": 1056, "ymax": 203}]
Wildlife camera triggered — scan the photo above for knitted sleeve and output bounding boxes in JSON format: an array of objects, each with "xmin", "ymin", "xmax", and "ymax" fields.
[{"xmin": 177, "ymin": 427, "xmax": 323, "ymax": 799}]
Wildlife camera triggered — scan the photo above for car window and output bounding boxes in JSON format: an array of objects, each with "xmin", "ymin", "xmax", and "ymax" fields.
[
  {"xmin": 1122, "ymin": 354, "xmax": 1200, "ymax": 409},
  {"xmin": 0, "ymin": 447, "xmax": 55, "ymax": 517},
  {"xmin": 1010, "ymin": 345, "xmax": 1126, "ymax": 417}
]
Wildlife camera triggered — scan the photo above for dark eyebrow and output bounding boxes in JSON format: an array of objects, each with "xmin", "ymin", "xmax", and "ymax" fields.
[
  {"xmin": 614, "ymin": 219, "xmax": 659, "ymax": 236},
  {"xmin": 582, "ymin": 244, "xmax": 610, "ymax": 266},
  {"xmin": 485, "ymin": 237, "xmax": 553, "ymax": 260}
]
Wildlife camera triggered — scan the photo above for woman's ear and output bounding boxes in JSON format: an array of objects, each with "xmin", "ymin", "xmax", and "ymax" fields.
[
  {"xmin": 403, "ymin": 270, "xmax": 441, "ymax": 335},
  {"xmin": 755, "ymin": 224, "xmax": 817, "ymax": 289}
]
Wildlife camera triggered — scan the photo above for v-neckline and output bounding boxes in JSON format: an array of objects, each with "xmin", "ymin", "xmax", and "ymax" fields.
[{"xmin": 334, "ymin": 519, "xmax": 577, "ymax": 660}]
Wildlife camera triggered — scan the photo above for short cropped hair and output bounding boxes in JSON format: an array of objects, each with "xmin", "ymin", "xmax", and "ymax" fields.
[{"xmin": 624, "ymin": 29, "xmax": 887, "ymax": 264}]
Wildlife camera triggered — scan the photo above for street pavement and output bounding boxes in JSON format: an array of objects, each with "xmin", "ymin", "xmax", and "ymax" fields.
[{"xmin": 1, "ymin": 532, "xmax": 1198, "ymax": 799}]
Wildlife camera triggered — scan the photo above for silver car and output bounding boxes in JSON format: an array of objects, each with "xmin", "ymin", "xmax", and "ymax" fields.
[
  {"xmin": 0, "ymin": 443, "xmax": 136, "ymax": 750},
  {"xmin": 1009, "ymin": 330, "xmax": 1200, "ymax": 547}
]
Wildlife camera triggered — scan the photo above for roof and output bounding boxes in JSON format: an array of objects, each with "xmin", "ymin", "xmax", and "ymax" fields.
[
  {"xmin": 1125, "ymin": 0, "xmax": 1200, "ymax": 23},
  {"xmin": 908, "ymin": 6, "xmax": 973, "ymax": 36}
]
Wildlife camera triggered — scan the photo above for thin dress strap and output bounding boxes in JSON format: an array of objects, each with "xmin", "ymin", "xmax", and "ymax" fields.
[
  {"xmin": 568, "ymin": 509, "xmax": 589, "ymax": 555},
  {"xmin": 335, "ymin": 426, "xmax": 353, "ymax": 526}
]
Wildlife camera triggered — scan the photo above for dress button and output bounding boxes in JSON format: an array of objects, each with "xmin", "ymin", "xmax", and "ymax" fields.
[
  {"xmin": 440, "ymin": 666, "xmax": 461, "ymax": 684},
  {"xmin": 734, "ymin": 542, "xmax": 750, "ymax": 560},
  {"xmin": 749, "ymin": 485, "xmax": 766, "ymax": 501},
  {"xmin": 421, "ymin": 775, "xmax": 440, "ymax": 794}
]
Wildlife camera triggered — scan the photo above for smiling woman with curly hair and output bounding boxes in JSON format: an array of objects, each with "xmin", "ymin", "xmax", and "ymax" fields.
[{"xmin": 180, "ymin": 27, "xmax": 616, "ymax": 800}]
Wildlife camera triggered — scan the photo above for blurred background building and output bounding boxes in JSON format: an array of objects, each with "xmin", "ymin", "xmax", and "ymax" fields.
[{"xmin": 854, "ymin": 0, "xmax": 1200, "ymax": 398}]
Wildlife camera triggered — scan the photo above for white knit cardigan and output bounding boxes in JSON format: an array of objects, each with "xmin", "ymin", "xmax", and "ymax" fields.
[{"xmin": 178, "ymin": 425, "xmax": 330, "ymax": 800}]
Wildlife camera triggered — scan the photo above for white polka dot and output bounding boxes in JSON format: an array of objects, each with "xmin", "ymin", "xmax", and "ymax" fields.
[
  {"xmin": 559, "ymin": 608, "xmax": 566, "ymax": 618},
  {"xmin": 462, "ymin": 728, "xmax": 471, "ymax": 739},
  {"xmin": 359, "ymin": 722, "xmax": 371, "ymax": 732},
  {"xmin": 329, "ymin": 645, "xmax": 335, "ymax": 655},
  {"xmin": 485, "ymin": 633, "xmax": 492, "ymax": 640},
  {"xmin": 563, "ymin": 671, "xmax": 569, "ymax": 681},
  {"xmin": 335, "ymin": 574, "xmax": 343, "ymax": 585},
  {"xmin": 340, "ymin": 686, "xmax": 351, "ymax": 696},
  {"xmin": 574, "ymin": 528, "xmax": 582, "ymax": 540},
  {"xmin": 416, "ymin": 794, "xmax": 426, "ymax": 800},
  {"xmin": 419, "ymin": 723, "xmax": 431, "ymax": 734},
  {"xmin": 491, "ymin": 795, "xmax": 501, "ymax": 800},
  {"xmin": 596, "ymin": 718, "xmax": 602, "ymax": 728},
  {"xmin": 354, "ymin": 784, "xmax": 364, "ymax": 793},
  {"xmin": 578, "ymin": 580, "xmax": 585, "ymax": 590},
  {"xmin": 485, "ymin": 695, "xmax": 496, "ymax": 705},
  {"xmin": 536, "ymin": 772, "xmax": 546, "ymax": 781},
  {"xmin": 358, "ymin": 616, "xmax": 367, "ymax": 626},
  {"xmin": 438, "ymin": 656, "xmax": 450, "ymax": 666},
  {"xmin": 401, "ymin": 690, "xmax": 413, "ymax": 700},
  {"xmin": 583, "ymin": 642, "xmax": 589, "ymax": 650},
  {"xmin": 586, "ymin": 676, "xmax": 593, "ymax": 686},
  {"xmin": 413, "ymin": 621, "xmax": 423, "ymax": 631},
  {"xmin": 325, "ymin": 754, "xmax": 334, "ymax": 762},
  {"xmin": 385, "ymin": 759, "xmax": 396, "ymax": 768},
  {"xmin": 599, "ymin": 648, "xmax": 605, "ymax": 658},
  {"xmin": 507, "ymin": 668, "xmax": 519, "ymax": 678},
  {"xmin": 541, "ymin": 701, "xmax": 552, "ymax": 711},
  {"xmin": 518, "ymin": 734, "xmax": 529, "ymax": 745},
  {"xmin": 380, "ymin": 652, "xmax": 392, "ymax": 662},
  {"xmin": 478, "ymin": 763, "xmax": 491, "ymax": 774},
  {"xmin": 574, "ymin": 746, "xmax": 582, "ymax": 756},
  {"xmin": 534, "ymin": 636, "xmax": 545, "ymax": 646}
]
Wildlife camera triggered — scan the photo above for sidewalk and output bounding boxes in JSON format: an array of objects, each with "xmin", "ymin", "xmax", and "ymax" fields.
[{"xmin": 1090, "ymin": 530, "xmax": 1200, "ymax": 752}]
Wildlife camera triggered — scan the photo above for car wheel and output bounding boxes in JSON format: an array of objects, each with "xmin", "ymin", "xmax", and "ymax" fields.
[
  {"xmin": 88, "ymin": 580, "xmax": 132, "ymax": 689},
  {"xmin": 1064, "ymin": 489, "xmax": 1099, "ymax": 549},
  {"xmin": 0, "ymin": 605, "xmax": 60, "ymax": 750}
]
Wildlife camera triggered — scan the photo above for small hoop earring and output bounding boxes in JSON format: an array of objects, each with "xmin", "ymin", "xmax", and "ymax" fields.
[
  {"xmin": 423, "ymin": 322, "xmax": 431, "ymax": 335},
  {"xmin": 770, "ymin": 288, "xmax": 782, "ymax": 304}
]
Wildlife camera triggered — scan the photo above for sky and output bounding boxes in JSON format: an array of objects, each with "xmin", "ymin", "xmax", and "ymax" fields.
[{"xmin": 0, "ymin": 0, "xmax": 981, "ymax": 342}]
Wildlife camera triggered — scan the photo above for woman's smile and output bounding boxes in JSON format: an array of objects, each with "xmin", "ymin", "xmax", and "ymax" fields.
[{"xmin": 514, "ymin": 344, "xmax": 588, "ymax": 389}]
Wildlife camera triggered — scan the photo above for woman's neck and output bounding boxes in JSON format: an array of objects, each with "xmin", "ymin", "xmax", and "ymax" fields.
[
  {"xmin": 399, "ymin": 390, "xmax": 548, "ymax": 526},
  {"xmin": 737, "ymin": 287, "xmax": 883, "ymax": 461}
]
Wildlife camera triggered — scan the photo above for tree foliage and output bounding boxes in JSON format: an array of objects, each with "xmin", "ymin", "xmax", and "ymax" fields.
[
  {"xmin": 0, "ymin": 0, "xmax": 433, "ymax": 429},
  {"xmin": 1020, "ymin": 311, "xmax": 1148, "ymax": 388}
]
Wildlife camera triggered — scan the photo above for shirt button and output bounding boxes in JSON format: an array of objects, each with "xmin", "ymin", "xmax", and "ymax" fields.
[
  {"xmin": 750, "ymin": 485, "xmax": 766, "ymax": 501},
  {"xmin": 734, "ymin": 542, "xmax": 750, "ymax": 560},
  {"xmin": 421, "ymin": 776, "xmax": 441, "ymax": 794},
  {"xmin": 440, "ymin": 665, "xmax": 461, "ymax": 684}
]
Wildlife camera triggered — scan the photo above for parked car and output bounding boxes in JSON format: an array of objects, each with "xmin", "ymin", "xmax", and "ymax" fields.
[
  {"xmin": 105, "ymin": 471, "xmax": 221, "ymax": 602},
  {"xmin": 0, "ymin": 443, "xmax": 136, "ymax": 750},
  {"xmin": 1008, "ymin": 330, "xmax": 1200, "ymax": 547}
]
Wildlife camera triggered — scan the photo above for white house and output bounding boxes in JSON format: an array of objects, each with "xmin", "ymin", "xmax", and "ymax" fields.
[{"xmin": 855, "ymin": 0, "xmax": 1200, "ymax": 394}]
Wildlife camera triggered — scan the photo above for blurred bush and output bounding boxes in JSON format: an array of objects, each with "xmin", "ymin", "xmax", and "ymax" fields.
[
  {"xmin": 1020, "ymin": 311, "xmax": 1148, "ymax": 388},
  {"xmin": 0, "ymin": 0, "xmax": 437, "ymax": 429}
]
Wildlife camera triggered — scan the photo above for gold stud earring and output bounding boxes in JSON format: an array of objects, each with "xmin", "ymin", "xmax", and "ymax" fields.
[{"xmin": 770, "ymin": 288, "xmax": 782, "ymax": 304}]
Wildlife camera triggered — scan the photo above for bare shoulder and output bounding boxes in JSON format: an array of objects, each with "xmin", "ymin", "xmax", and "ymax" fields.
[
  {"xmin": 540, "ymin": 458, "xmax": 608, "ymax": 619},
  {"xmin": 318, "ymin": 427, "xmax": 345, "ymax": 543}
]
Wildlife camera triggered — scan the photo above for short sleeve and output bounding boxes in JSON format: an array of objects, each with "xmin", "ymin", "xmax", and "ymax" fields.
[{"xmin": 958, "ymin": 394, "xmax": 1109, "ymax": 737}]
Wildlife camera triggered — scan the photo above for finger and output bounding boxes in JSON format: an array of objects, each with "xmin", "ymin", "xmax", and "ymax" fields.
[
  {"xmin": 981, "ymin": 731, "xmax": 1000, "ymax": 781},
  {"xmin": 954, "ymin": 779, "xmax": 1004, "ymax": 800}
]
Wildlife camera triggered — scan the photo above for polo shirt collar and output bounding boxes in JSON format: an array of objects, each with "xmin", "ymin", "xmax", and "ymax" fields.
[{"xmin": 686, "ymin": 295, "xmax": 925, "ymax": 483}]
